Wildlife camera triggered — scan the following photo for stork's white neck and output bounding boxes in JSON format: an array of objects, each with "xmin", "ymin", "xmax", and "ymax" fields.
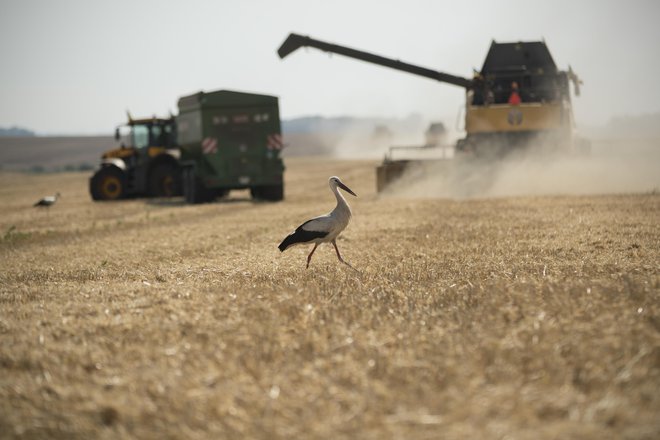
[{"xmin": 331, "ymin": 183, "xmax": 351, "ymax": 217}]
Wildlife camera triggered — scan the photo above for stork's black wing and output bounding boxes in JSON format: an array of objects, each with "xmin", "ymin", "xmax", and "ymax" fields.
[{"xmin": 278, "ymin": 219, "xmax": 329, "ymax": 252}]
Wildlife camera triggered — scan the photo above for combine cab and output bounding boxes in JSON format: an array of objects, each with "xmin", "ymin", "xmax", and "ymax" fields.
[{"xmin": 277, "ymin": 33, "xmax": 587, "ymax": 191}]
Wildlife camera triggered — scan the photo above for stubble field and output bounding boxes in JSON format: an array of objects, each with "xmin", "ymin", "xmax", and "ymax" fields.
[{"xmin": 0, "ymin": 157, "xmax": 659, "ymax": 439}]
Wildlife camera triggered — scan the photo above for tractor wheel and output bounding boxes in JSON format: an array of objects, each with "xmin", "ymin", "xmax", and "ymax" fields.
[
  {"xmin": 90, "ymin": 167, "xmax": 126, "ymax": 201},
  {"xmin": 149, "ymin": 163, "xmax": 181, "ymax": 197}
]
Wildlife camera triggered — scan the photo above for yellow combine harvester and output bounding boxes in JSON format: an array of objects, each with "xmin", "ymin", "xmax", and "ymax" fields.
[{"xmin": 278, "ymin": 33, "xmax": 588, "ymax": 191}]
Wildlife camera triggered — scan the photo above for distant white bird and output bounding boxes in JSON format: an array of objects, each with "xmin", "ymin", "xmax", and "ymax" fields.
[
  {"xmin": 279, "ymin": 176, "xmax": 357, "ymax": 269},
  {"xmin": 34, "ymin": 192, "xmax": 60, "ymax": 208}
]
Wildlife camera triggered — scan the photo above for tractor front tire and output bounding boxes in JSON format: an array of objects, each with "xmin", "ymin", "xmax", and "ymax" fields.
[{"xmin": 90, "ymin": 167, "xmax": 126, "ymax": 201}]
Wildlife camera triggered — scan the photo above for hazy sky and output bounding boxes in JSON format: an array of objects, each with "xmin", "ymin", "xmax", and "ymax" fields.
[{"xmin": 1, "ymin": 0, "xmax": 659, "ymax": 134}]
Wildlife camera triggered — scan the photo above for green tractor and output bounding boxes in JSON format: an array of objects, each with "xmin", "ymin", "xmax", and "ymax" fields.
[{"xmin": 89, "ymin": 90, "xmax": 285, "ymax": 203}]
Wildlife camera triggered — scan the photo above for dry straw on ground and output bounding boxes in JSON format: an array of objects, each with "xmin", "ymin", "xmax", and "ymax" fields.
[{"xmin": 0, "ymin": 158, "xmax": 658, "ymax": 439}]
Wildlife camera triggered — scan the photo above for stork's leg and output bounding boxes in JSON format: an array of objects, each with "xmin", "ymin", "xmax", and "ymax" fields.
[
  {"xmin": 306, "ymin": 243, "xmax": 319, "ymax": 269},
  {"xmin": 332, "ymin": 239, "xmax": 356, "ymax": 270}
]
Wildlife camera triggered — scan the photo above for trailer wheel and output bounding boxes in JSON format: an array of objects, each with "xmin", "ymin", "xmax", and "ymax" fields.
[
  {"xmin": 182, "ymin": 167, "xmax": 214, "ymax": 204},
  {"xmin": 251, "ymin": 184, "xmax": 283, "ymax": 201},
  {"xmin": 90, "ymin": 167, "xmax": 126, "ymax": 201},
  {"xmin": 149, "ymin": 163, "xmax": 181, "ymax": 197}
]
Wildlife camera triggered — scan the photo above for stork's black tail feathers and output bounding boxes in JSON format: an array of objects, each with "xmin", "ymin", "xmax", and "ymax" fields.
[{"xmin": 278, "ymin": 235, "xmax": 295, "ymax": 252}]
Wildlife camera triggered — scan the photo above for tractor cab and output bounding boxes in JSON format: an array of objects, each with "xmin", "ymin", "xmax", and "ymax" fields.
[{"xmin": 108, "ymin": 116, "xmax": 177, "ymax": 160}]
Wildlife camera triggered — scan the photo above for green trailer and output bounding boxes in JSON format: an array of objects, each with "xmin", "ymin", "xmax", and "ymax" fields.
[{"xmin": 177, "ymin": 90, "xmax": 285, "ymax": 203}]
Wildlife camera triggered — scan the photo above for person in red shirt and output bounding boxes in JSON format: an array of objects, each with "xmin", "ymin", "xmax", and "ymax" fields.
[{"xmin": 508, "ymin": 81, "xmax": 521, "ymax": 105}]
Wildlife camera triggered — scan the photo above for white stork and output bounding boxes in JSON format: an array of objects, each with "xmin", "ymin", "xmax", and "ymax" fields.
[
  {"xmin": 279, "ymin": 176, "xmax": 357, "ymax": 269},
  {"xmin": 34, "ymin": 192, "xmax": 60, "ymax": 208}
]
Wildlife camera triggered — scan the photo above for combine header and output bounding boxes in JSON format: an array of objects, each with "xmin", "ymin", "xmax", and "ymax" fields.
[{"xmin": 278, "ymin": 33, "xmax": 587, "ymax": 191}]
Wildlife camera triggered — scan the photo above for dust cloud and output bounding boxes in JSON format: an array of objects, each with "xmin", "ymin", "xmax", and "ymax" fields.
[
  {"xmin": 281, "ymin": 114, "xmax": 430, "ymax": 159},
  {"xmin": 382, "ymin": 138, "xmax": 660, "ymax": 199}
]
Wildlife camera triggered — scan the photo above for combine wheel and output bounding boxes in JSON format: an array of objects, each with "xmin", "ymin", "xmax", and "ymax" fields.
[{"xmin": 90, "ymin": 167, "xmax": 126, "ymax": 201}]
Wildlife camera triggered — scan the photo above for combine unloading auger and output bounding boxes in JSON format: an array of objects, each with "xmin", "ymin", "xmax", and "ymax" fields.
[{"xmin": 278, "ymin": 33, "xmax": 473, "ymax": 89}]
